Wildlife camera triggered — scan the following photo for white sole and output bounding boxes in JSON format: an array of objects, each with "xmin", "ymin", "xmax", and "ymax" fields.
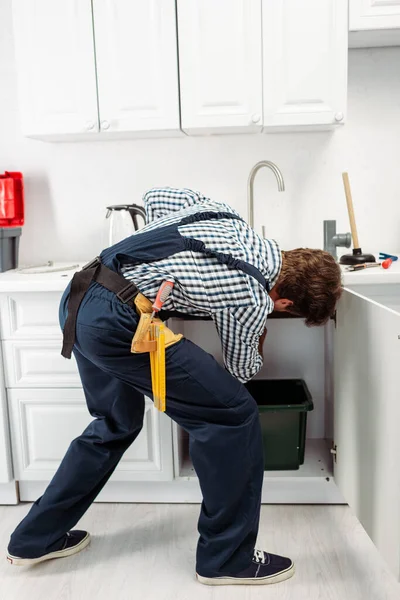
[
  {"xmin": 196, "ymin": 563, "xmax": 295, "ymax": 586},
  {"xmin": 6, "ymin": 532, "xmax": 91, "ymax": 566}
]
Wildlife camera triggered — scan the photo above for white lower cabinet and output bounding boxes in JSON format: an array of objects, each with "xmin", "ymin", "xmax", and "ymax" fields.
[
  {"xmin": 0, "ymin": 343, "xmax": 14, "ymax": 488},
  {"xmin": 3, "ymin": 340, "xmax": 81, "ymax": 388},
  {"xmin": 0, "ymin": 291, "xmax": 63, "ymax": 340},
  {"xmin": 7, "ymin": 389, "xmax": 173, "ymax": 483},
  {"xmin": 1, "ymin": 281, "xmax": 400, "ymax": 580},
  {"xmin": 350, "ymin": 0, "xmax": 400, "ymax": 31},
  {"xmin": 0, "ymin": 287, "xmax": 174, "ymax": 505}
]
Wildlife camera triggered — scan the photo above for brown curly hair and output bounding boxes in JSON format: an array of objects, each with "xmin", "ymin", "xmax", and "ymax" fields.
[{"xmin": 276, "ymin": 249, "xmax": 343, "ymax": 326}]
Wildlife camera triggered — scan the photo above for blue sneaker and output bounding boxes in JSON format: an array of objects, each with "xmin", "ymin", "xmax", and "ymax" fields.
[
  {"xmin": 7, "ymin": 530, "xmax": 90, "ymax": 566},
  {"xmin": 197, "ymin": 549, "xmax": 295, "ymax": 586}
]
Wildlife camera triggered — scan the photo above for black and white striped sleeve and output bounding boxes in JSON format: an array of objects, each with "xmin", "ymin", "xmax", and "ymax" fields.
[{"xmin": 212, "ymin": 305, "xmax": 268, "ymax": 383}]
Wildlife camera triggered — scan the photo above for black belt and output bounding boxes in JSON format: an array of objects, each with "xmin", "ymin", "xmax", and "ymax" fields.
[{"xmin": 61, "ymin": 257, "xmax": 139, "ymax": 359}]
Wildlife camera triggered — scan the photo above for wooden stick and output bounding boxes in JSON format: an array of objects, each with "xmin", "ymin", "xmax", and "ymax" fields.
[{"xmin": 342, "ymin": 172, "xmax": 360, "ymax": 249}]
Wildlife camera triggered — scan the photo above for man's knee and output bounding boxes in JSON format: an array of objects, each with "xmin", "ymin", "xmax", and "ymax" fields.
[{"xmin": 225, "ymin": 383, "xmax": 259, "ymax": 423}]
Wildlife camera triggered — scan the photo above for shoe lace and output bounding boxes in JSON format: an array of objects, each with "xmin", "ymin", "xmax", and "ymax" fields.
[{"xmin": 253, "ymin": 549, "xmax": 265, "ymax": 564}]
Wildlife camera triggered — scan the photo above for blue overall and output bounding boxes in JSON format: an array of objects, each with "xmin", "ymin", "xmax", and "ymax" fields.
[{"xmin": 8, "ymin": 212, "xmax": 266, "ymax": 578}]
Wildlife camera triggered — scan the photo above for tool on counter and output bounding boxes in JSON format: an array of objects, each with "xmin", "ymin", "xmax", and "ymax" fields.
[
  {"xmin": 340, "ymin": 172, "xmax": 376, "ymax": 266},
  {"xmin": 379, "ymin": 252, "xmax": 398, "ymax": 262},
  {"xmin": 345, "ymin": 258, "xmax": 393, "ymax": 272},
  {"xmin": 131, "ymin": 280, "xmax": 179, "ymax": 412}
]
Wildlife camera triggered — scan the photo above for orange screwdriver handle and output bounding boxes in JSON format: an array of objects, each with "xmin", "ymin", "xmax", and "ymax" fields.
[
  {"xmin": 382, "ymin": 258, "xmax": 393, "ymax": 269},
  {"xmin": 152, "ymin": 280, "xmax": 174, "ymax": 313}
]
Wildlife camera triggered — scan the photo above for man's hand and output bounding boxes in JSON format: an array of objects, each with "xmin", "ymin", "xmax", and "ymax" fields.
[{"xmin": 258, "ymin": 328, "xmax": 267, "ymax": 360}]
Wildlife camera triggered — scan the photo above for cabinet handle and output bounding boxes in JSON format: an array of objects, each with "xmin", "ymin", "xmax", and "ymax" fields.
[
  {"xmin": 335, "ymin": 112, "xmax": 344, "ymax": 122},
  {"xmin": 85, "ymin": 121, "xmax": 96, "ymax": 131},
  {"xmin": 251, "ymin": 114, "xmax": 261, "ymax": 124},
  {"xmin": 101, "ymin": 120, "xmax": 111, "ymax": 130}
]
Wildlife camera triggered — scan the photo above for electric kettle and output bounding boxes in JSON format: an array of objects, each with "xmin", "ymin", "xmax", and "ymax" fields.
[{"xmin": 105, "ymin": 204, "xmax": 146, "ymax": 247}]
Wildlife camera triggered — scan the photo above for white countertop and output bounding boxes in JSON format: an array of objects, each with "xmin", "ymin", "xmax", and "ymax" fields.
[
  {"xmin": 0, "ymin": 263, "xmax": 85, "ymax": 292},
  {"xmin": 0, "ymin": 257, "xmax": 398, "ymax": 293},
  {"xmin": 341, "ymin": 256, "xmax": 400, "ymax": 287}
]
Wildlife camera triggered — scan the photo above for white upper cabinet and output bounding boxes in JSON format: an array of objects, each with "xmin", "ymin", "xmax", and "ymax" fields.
[
  {"xmin": 92, "ymin": 0, "xmax": 180, "ymax": 136},
  {"xmin": 12, "ymin": 0, "xmax": 180, "ymax": 140},
  {"xmin": 12, "ymin": 0, "xmax": 349, "ymax": 138},
  {"xmin": 350, "ymin": 0, "xmax": 400, "ymax": 30},
  {"xmin": 262, "ymin": 0, "xmax": 348, "ymax": 129},
  {"xmin": 177, "ymin": 0, "xmax": 263, "ymax": 134},
  {"xmin": 12, "ymin": 0, "xmax": 99, "ymax": 138}
]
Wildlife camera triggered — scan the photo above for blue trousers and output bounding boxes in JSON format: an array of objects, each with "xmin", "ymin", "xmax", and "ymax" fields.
[{"xmin": 8, "ymin": 283, "xmax": 264, "ymax": 577}]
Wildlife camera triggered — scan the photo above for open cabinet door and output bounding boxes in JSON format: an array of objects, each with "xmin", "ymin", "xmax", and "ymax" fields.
[{"xmin": 334, "ymin": 288, "xmax": 400, "ymax": 580}]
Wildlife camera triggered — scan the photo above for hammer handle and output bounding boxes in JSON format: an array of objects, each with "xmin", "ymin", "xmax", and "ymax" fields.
[{"xmin": 342, "ymin": 172, "xmax": 360, "ymax": 249}]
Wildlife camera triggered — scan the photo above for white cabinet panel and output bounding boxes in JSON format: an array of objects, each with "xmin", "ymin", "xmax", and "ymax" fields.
[
  {"xmin": 3, "ymin": 341, "xmax": 80, "ymax": 388},
  {"xmin": 12, "ymin": 0, "xmax": 99, "ymax": 137},
  {"xmin": 262, "ymin": 0, "xmax": 348, "ymax": 129},
  {"xmin": 0, "ymin": 292, "xmax": 62, "ymax": 340},
  {"xmin": 0, "ymin": 345, "xmax": 13, "ymax": 484},
  {"xmin": 8, "ymin": 390, "xmax": 173, "ymax": 482},
  {"xmin": 350, "ymin": 0, "xmax": 400, "ymax": 30},
  {"xmin": 93, "ymin": 0, "xmax": 180, "ymax": 135},
  {"xmin": 177, "ymin": 0, "xmax": 263, "ymax": 134},
  {"xmin": 334, "ymin": 289, "xmax": 400, "ymax": 580}
]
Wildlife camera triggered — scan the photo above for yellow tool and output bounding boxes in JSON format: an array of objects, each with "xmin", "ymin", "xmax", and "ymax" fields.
[
  {"xmin": 149, "ymin": 322, "xmax": 157, "ymax": 401},
  {"xmin": 130, "ymin": 282, "xmax": 182, "ymax": 412},
  {"xmin": 151, "ymin": 322, "xmax": 166, "ymax": 411}
]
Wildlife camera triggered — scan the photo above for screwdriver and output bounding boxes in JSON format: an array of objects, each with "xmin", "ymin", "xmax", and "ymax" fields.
[
  {"xmin": 346, "ymin": 258, "xmax": 393, "ymax": 271},
  {"xmin": 150, "ymin": 280, "xmax": 175, "ymax": 320}
]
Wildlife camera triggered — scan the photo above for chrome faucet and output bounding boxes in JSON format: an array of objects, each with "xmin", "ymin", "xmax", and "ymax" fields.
[{"xmin": 247, "ymin": 161, "xmax": 285, "ymax": 236}]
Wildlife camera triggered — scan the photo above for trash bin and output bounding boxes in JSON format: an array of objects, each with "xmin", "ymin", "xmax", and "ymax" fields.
[
  {"xmin": 0, "ymin": 227, "xmax": 22, "ymax": 272},
  {"xmin": 245, "ymin": 379, "xmax": 314, "ymax": 471}
]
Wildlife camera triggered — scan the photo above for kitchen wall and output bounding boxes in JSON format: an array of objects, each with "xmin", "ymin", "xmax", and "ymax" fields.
[{"xmin": 1, "ymin": 1, "xmax": 400, "ymax": 265}]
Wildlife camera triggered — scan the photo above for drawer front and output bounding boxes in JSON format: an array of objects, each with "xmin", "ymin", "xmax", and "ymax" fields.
[
  {"xmin": 3, "ymin": 341, "xmax": 81, "ymax": 388},
  {"xmin": 0, "ymin": 292, "xmax": 63, "ymax": 340},
  {"xmin": 8, "ymin": 389, "xmax": 173, "ymax": 482}
]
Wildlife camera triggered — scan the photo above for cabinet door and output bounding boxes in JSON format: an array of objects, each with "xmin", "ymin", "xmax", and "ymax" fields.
[
  {"xmin": 8, "ymin": 389, "xmax": 174, "ymax": 482},
  {"xmin": 3, "ymin": 341, "xmax": 81, "ymax": 388},
  {"xmin": 177, "ymin": 0, "xmax": 263, "ymax": 134},
  {"xmin": 0, "ymin": 292, "xmax": 62, "ymax": 340},
  {"xmin": 92, "ymin": 0, "xmax": 180, "ymax": 136},
  {"xmin": 12, "ymin": 0, "xmax": 99, "ymax": 138},
  {"xmin": 350, "ymin": 0, "xmax": 400, "ymax": 30},
  {"xmin": 334, "ymin": 289, "xmax": 400, "ymax": 580},
  {"xmin": 0, "ymin": 346, "xmax": 13, "ymax": 484},
  {"xmin": 262, "ymin": 0, "xmax": 348, "ymax": 129}
]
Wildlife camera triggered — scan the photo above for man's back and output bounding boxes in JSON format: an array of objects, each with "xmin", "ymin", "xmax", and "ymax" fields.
[{"xmin": 120, "ymin": 187, "xmax": 282, "ymax": 381}]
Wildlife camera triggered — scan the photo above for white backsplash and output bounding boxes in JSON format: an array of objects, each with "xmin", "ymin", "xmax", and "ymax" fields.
[{"xmin": 0, "ymin": 0, "xmax": 399, "ymax": 264}]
